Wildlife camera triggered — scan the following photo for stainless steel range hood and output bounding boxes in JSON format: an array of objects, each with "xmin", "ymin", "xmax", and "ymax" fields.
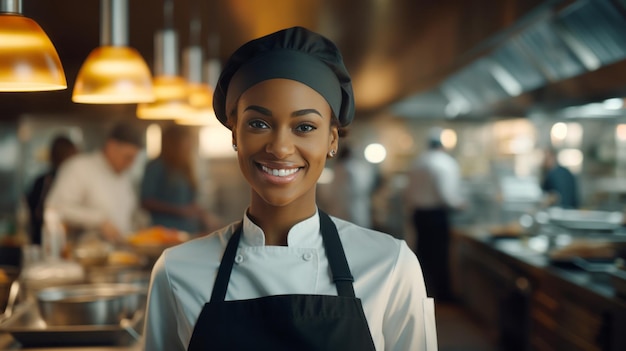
[{"xmin": 393, "ymin": 0, "xmax": 626, "ymax": 120}]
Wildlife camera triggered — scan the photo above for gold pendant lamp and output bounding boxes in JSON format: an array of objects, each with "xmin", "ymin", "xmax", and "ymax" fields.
[
  {"xmin": 137, "ymin": 0, "xmax": 192, "ymax": 120},
  {"xmin": 0, "ymin": 0, "xmax": 66, "ymax": 91},
  {"xmin": 72, "ymin": 0, "xmax": 154, "ymax": 104},
  {"xmin": 175, "ymin": 24, "xmax": 220, "ymax": 127}
]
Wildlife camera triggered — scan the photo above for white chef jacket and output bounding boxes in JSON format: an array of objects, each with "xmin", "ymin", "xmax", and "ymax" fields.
[
  {"xmin": 45, "ymin": 151, "xmax": 138, "ymax": 235},
  {"xmin": 143, "ymin": 210, "xmax": 437, "ymax": 351},
  {"xmin": 406, "ymin": 149, "xmax": 464, "ymax": 210}
]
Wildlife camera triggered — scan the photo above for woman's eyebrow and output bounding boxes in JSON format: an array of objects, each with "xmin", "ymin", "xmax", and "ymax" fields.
[
  {"xmin": 244, "ymin": 106, "xmax": 322, "ymax": 118},
  {"xmin": 244, "ymin": 105, "xmax": 272, "ymax": 116},
  {"xmin": 292, "ymin": 109, "xmax": 322, "ymax": 118}
]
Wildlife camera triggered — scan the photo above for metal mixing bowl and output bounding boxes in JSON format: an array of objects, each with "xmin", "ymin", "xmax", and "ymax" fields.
[{"xmin": 36, "ymin": 283, "xmax": 145, "ymax": 326}]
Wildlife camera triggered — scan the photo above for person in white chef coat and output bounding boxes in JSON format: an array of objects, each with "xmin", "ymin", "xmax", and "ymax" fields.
[
  {"xmin": 143, "ymin": 26, "xmax": 437, "ymax": 351},
  {"xmin": 405, "ymin": 127, "xmax": 465, "ymax": 302},
  {"xmin": 46, "ymin": 122, "xmax": 144, "ymax": 243}
]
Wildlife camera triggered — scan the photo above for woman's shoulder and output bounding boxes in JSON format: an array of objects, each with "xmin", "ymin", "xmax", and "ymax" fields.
[{"xmin": 331, "ymin": 216, "xmax": 408, "ymax": 260}]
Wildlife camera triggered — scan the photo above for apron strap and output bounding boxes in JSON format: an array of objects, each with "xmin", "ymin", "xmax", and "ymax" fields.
[
  {"xmin": 319, "ymin": 211, "xmax": 356, "ymax": 298},
  {"xmin": 210, "ymin": 222, "xmax": 243, "ymax": 303}
]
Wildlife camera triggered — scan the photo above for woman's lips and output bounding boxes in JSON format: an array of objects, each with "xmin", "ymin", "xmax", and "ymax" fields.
[
  {"xmin": 261, "ymin": 165, "xmax": 299, "ymax": 177},
  {"xmin": 258, "ymin": 163, "xmax": 301, "ymax": 183}
]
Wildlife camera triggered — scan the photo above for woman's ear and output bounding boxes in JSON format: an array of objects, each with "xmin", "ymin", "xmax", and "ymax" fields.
[
  {"xmin": 231, "ymin": 128, "xmax": 237, "ymax": 149},
  {"xmin": 328, "ymin": 125, "xmax": 339, "ymax": 157}
]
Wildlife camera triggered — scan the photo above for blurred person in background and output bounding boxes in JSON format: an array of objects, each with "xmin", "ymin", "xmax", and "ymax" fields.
[
  {"xmin": 320, "ymin": 144, "xmax": 380, "ymax": 228},
  {"xmin": 540, "ymin": 147, "xmax": 579, "ymax": 209},
  {"xmin": 46, "ymin": 122, "xmax": 144, "ymax": 244},
  {"xmin": 26, "ymin": 135, "xmax": 78, "ymax": 245},
  {"xmin": 141, "ymin": 125, "xmax": 218, "ymax": 234},
  {"xmin": 405, "ymin": 127, "xmax": 465, "ymax": 302}
]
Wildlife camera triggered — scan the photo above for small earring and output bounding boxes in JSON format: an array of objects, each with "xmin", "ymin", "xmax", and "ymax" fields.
[
  {"xmin": 232, "ymin": 144, "xmax": 238, "ymax": 151},
  {"xmin": 329, "ymin": 149, "xmax": 336, "ymax": 158}
]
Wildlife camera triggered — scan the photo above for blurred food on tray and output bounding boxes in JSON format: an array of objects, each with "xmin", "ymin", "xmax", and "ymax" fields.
[{"xmin": 127, "ymin": 226, "xmax": 189, "ymax": 246}]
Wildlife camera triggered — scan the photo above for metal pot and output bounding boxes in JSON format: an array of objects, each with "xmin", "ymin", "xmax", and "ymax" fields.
[{"xmin": 36, "ymin": 283, "xmax": 145, "ymax": 326}]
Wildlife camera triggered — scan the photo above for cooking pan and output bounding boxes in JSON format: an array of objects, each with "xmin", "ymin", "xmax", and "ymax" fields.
[{"xmin": 37, "ymin": 283, "xmax": 145, "ymax": 326}]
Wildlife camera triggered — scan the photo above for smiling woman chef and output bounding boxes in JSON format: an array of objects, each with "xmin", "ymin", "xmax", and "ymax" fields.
[{"xmin": 143, "ymin": 26, "xmax": 437, "ymax": 351}]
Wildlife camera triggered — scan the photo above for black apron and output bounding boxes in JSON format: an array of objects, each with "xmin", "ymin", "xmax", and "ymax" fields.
[{"xmin": 187, "ymin": 211, "xmax": 376, "ymax": 351}]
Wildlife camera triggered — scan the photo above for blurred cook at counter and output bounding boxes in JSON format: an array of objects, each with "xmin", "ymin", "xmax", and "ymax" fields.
[
  {"xmin": 26, "ymin": 135, "xmax": 78, "ymax": 245},
  {"xmin": 540, "ymin": 147, "xmax": 579, "ymax": 209},
  {"xmin": 45, "ymin": 122, "xmax": 144, "ymax": 243},
  {"xmin": 141, "ymin": 125, "xmax": 206, "ymax": 234}
]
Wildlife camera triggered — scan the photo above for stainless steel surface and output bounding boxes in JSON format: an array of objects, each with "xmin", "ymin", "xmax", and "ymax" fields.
[
  {"xmin": 548, "ymin": 208, "xmax": 624, "ymax": 231},
  {"xmin": 0, "ymin": 300, "xmax": 143, "ymax": 348},
  {"xmin": 0, "ymin": 0, "xmax": 21, "ymax": 13},
  {"xmin": 37, "ymin": 284, "xmax": 145, "ymax": 326}
]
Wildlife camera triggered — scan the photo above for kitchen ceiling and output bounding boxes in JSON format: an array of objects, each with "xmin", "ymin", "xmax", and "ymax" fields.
[{"xmin": 5, "ymin": 0, "xmax": 623, "ymax": 121}]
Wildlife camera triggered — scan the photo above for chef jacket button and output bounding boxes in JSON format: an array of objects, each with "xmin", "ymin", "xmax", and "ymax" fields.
[
  {"xmin": 303, "ymin": 252, "xmax": 313, "ymax": 261},
  {"xmin": 235, "ymin": 254, "xmax": 244, "ymax": 264}
]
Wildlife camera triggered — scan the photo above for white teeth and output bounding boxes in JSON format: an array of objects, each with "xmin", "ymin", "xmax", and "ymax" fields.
[{"xmin": 262, "ymin": 165, "xmax": 298, "ymax": 177}]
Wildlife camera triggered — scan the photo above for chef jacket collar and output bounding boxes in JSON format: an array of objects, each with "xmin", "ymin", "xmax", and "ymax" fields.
[{"xmin": 241, "ymin": 209, "xmax": 323, "ymax": 248}]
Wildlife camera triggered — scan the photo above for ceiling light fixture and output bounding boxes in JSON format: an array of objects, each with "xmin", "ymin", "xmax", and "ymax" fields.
[
  {"xmin": 137, "ymin": 0, "xmax": 192, "ymax": 120},
  {"xmin": 0, "ymin": 0, "xmax": 66, "ymax": 91},
  {"xmin": 176, "ymin": 22, "xmax": 220, "ymax": 126},
  {"xmin": 72, "ymin": 0, "xmax": 154, "ymax": 104}
]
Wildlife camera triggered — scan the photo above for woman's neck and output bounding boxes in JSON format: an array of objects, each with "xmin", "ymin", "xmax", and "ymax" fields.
[{"xmin": 247, "ymin": 199, "xmax": 317, "ymax": 246}]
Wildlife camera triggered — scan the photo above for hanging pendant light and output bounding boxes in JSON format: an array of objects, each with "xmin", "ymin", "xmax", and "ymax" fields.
[
  {"xmin": 175, "ymin": 43, "xmax": 219, "ymax": 126},
  {"xmin": 176, "ymin": 22, "xmax": 221, "ymax": 127},
  {"xmin": 72, "ymin": 0, "xmax": 154, "ymax": 104},
  {"xmin": 137, "ymin": 0, "xmax": 192, "ymax": 120},
  {"xmin": 136, "ymin": 29, "xmax": 193, "ymax": 120},
  {"xmin": 0, "ymin": 0, "xmax": 66, "ymax": 91}
]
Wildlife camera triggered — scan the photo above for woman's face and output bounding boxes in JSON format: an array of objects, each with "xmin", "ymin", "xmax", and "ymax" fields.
[{"xmin": 233, "ymin": 78, "xmax": 338, "ymax": 210}]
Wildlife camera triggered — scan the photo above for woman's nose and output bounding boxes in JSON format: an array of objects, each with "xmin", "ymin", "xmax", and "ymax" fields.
[{"xmin": 266, "ymin": 128, "xmax": 295, "ymax": 159}]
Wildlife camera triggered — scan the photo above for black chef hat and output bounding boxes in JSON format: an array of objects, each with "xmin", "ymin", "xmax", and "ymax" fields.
[{"xmin": 213, "ymin": 26, "xmax": 355, "ymax": 128}]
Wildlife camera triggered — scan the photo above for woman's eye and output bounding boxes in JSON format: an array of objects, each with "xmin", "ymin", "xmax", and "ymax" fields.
[
  {"xmin": 249, "ymin": 120, "xmax": 269, "ymax": 129},
  {"xmin": 295, "ymin": 124, "xmax": 316, "ymax": 133}
]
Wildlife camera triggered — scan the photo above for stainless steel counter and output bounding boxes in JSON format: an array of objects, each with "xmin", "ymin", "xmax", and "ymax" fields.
[
  {"xmin": 0, "ymin": 300, "xmax": 144, "ymax": 350},
  {"xmin": 0, "ymin": 333, "xmax": 141, "ymax": 350}
]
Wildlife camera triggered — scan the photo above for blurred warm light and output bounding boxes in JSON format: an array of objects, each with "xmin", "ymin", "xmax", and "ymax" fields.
[
  {"xmin": 176, "ymin": 83, "xmax": 217, "ymax": 126},
  {"xmin": 441, "ymin": 128, "xmax": 457, "ymax": 149},
  {"xmin": 138, "ymin": 29, "xmax": 192, "ymax": 119},
  {"xmin": 228, "ymin": 0, "xmax": 320, "ymax": 40},
  {"xmin": 0, "ymin": 13, "xmax": 66, "ymax": 91},
  {"xmin": 616, "ymin": 124, "xmax": 626, "ymax": 142},
  {"xmin": 557, "ymin": 148, "xmax": 583, "ymax": 173},
  {"xmin": 176, "ymin": 109, "xmax": 220, "ymax": 127},
  {"xmin": 318, "ymin": 168, "xmax": 334, "ymax": 185},
  {"xmin": 352, "ymin": 63, "xmax": 397, "ymax": 109},
  {"xmin": 188, "ymin": 83, "xmax": 213, "ymax": 108},
  {"xmin": 364, "ymin": 143, "xmax": 386, "ymax": 164},
  {"xmin": 550, "ymin": 122, "xmax": 567, "ymax": 145},
  {"xmin": 136, "ymin": 76, "xmax": 193, "ymax": 120},
  {"xmin": 565, "ymin": 122, "xmax": 583, "ymax": 146},
  {"xmin": 72, "ymin": 46, "xmax": 154, "ymax": 103},
  {"xmin": 145, "ymin": 124, "xmax": 162, "ymax": 159},
  {"xmin": 199, "ymin": 125, "xmax": 234, "ymax": 158},
  {"xmin": 550, "ymin": 122, "xmax": 583, "ymax": 147},
  {"xmin": 509, "ymin": 136, "xmax": 534, "ymax": 154}
]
